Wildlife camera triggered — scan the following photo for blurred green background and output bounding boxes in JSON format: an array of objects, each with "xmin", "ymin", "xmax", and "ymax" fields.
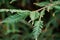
[{"xmin": 0, "ymin": 0, "xmax": 60, "ymax": 40}]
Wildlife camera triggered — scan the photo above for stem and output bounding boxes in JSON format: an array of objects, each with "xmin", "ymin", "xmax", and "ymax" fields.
[
  {"xmin": 0, "ymin": 9, "xmax": 30, "ymax": 13},
  {"xmin": 35, "ymin": 1, "xmax": 60, "ymax": 12}
]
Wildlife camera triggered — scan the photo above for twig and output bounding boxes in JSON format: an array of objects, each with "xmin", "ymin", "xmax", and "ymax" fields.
[
  {"xmin": 35, "ymin": 4, "xmax": 53, "ymax": 12},
  {"xmin": 28, "ymin": 20, "xmax": 32, "ymax": 23},
  {"xmin": 0, "ymin": 9, "xmax": 30, "ymax": 13},
  {"xmin": 35, "ymin": 1, "xmax": 60, "ymax": 12}
]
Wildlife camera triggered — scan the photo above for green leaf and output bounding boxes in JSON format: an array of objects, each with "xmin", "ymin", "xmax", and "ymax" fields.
[
  {"xmin": 54, "ymin": 10, "xmax": 60, "ymax": 19},
  {"xmin": 11, "ymin": 34, "xmax": 20, "ymax": 40},
  {"xmin": 10, "ymin": 23, "xmax": 19, "ymax": 33},
  {"xmin": 30, "ymin": 11, "xmax": 39, "ymax": 21},
  {"xmin": 39, "ymin": 9, "xmax": 45, "ymax": 19},
  {"xmin": 1, "ymin": 11, "xmax": 30, "ymax": 24},
  {"xmin": 52, "ymin": 1, "xmax": 60, "ymax": 5},
  {"xmin": 54, "ymin": 6, "xmax": 60, "ymax": 10},
  {"xmin": 3, "ymin": 23, "xmax": 11, "ymax": 35},
  {"xmin": 47, "ymin": 6, "xmax": 53, "ymax": 12},
  {"xmin": 33, "ymin": 20, "xmax": 43, "ymax": 39},
  {"xmin": 34, "ymin": 1, "xmax": 50, "ymax": 7}
]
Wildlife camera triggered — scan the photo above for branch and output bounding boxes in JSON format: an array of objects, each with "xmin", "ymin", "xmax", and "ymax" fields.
[
  {"xmin": 0, "ymin": 9, "xmax": 30, "ymax": 13},
  {"xmin": 35, "ymin": 1, "xmax": 60, "ymax": 12}
]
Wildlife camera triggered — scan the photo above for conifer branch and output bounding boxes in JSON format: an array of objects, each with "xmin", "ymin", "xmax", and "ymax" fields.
[{"xmin": 0, "ymin": 9, "xmax": 30, "ymax": 13}]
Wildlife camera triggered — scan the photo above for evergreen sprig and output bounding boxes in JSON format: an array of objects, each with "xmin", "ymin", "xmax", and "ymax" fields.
[{"xmin": 0, "ymin": 0, "xmax": 60, "ymax": 40}]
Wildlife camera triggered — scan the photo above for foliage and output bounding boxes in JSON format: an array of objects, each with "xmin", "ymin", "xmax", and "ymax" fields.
[{"xmin": 0, "ymin": 0, "xmax": 60, "ymax": 40}]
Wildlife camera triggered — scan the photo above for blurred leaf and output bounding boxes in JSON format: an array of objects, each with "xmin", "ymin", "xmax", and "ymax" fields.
[
  {"xmin": 10, "ymin": 23, "xmax": 19, "ymax": 33},
  {"xmin": 3, "ymin": 23, "xmax": 11, "ymax": 35},
  {"xmin": 30, "ymin": 11, "xmax": 39, "ymax": 21},
  {"xmin": 52, "ymin": 19, "xmax": 59, "ymax": 28},
  {"xmin": 47, "ymin": 6, "xmax": 53, "ymax": 12},
  {"xmin": 1, "ymin": 11, "xmax": 30, "ymax": 24},
  {"xmin": 52, "ymin": 1, "xmax": 60, "ymax": 5},
  {"xmin": 34, "ymin": 1, "xmax": 50, "ymax": 7},
  {"xmin": 11, "ymin": 34, "xmax": 20, "ymax": 40},
  {"xmin": 54, "ymin": 6, "xmax": 60, "ymax": 10},
  {"xmin": 33, "ymin": 20, "xmax": 43, "ymax": 40},
  {"xmin": 39, "ymin": 9, "xmax": 45, "ymax": 18},
  {"xmin": 54, "ymin": 10, "xmax": 60, "ymax": 19}
]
